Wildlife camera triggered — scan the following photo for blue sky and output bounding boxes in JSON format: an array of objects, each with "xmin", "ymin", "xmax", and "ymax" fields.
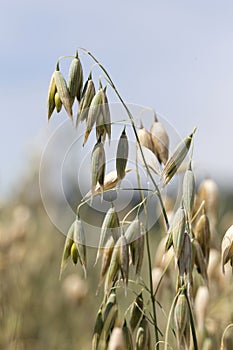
[{"xmin": 1, "ymin": 0, "xmax": 233, "ymax": 199}]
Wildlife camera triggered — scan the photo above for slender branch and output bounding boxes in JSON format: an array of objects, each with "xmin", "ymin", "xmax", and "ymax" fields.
[{"xmin": 79, "ymin": 48, "xmax": 169, "ymax": 231}]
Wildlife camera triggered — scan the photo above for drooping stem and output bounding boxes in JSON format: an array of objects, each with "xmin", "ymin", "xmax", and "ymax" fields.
[{"xmin": 79, "ymin": 48, "xmax": 169, "ymax": 231}]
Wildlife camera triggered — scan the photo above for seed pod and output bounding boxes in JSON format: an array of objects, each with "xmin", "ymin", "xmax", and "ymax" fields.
[
  {"xmin": 194, "ymin": 211, "xmax": 210, "ymax": 265},
  {"xmin": 163, "ymin": 128, "xmax": 196, "ymax": 185},
  {"xmin": 221, "ymin": 224, "xmax": 233, "ymax": 273},
  {"xmin": 104, "ymin": 238, "xmax": 121, "ymax": 294},
  {"xmin": 192, "ymin": 239, "xmax": 208, "ymax": 285},
  {"xmin": 98, "ymin": 236, "xmax": 115, "ymax": 287},
  {"xmin": 116, "ymin": 127, "xmax": 129, "ymax": 180},
  {"xmin": 108, "ymin": 327, "xmax": 126, "ymax": 350},
  {"xmin": 77, "ymin": 75, "xmax": 96, "ymax": 124},
  {"xmin": 92, "ymin": 308, "xmax": 103, "ymax": 350},
  {"xmin": 178, "ymin": 231, "xmax": 193, "ymax": 276},
  {"xmin": 122, "ymin": 319, "xmax": 133, "ymax": 350},
  {"xmin": 96, "ymin": 206, "xmax": 120, "ymax": 264},
  {"xmin": 84, "ymin": 88, "xmax": 103, "ymax": 145},
  {"xmin": 169, "ymin": 206, "xmax": 186, "ymax": 261},
  {"xmin": 174, "ymin": 293, "xmax": 188, "ymax": 348},
  {"xmin": 53, "ymin": 66, "xmax": 73, "ymax": 119},
  {"xmin": 54, "ymin": 92, "xmax": 62, "ymax": 113},
  {"xmin": 59, "ymin": 222, "xmax": 74, "ymax": 279},
  {"xmin": 68, "ymin": 51, "xmax": 83, "ymax": 102},
  {"xmin": 183, "ymin": 162, "xmax": 195, "ymax": 222},
  {"xmin": 47, "ymin": 72, "xmax": 57, "ymax": 120},
  {"xmin": 119, "ymin": 234, "xmax": 129, "ymax": 288},
  {"xmin": 137, "ymin": 121, "xmax": 154, "ymax": 153},
  {"xmin": 74, "ymin": 218, "xmax": 87, "ymax": 278},
  {"xmin": 91, "ymin": 138, "xmax": 106, "ymax": 196},
  {"xmin": 150, "ymin": 113, "xmax": 169, "ymax": 164},
  {"xmin": 129, "ymin": 292, "xmax": 143, "ymax": 332},
  {"xmin": 71, "ymin": 242, "xmax": 79, "ymax": 265}
]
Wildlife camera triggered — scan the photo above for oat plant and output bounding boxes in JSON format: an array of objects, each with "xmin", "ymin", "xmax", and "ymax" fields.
[{"xmin": 46, "ymin": 48, "xmax": 232, "ymax": 350}]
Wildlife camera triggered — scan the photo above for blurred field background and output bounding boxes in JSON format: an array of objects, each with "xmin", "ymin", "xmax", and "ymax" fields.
[{"xmin": 0, "ymin": 160, "xmax": 233, "ymax": 349}]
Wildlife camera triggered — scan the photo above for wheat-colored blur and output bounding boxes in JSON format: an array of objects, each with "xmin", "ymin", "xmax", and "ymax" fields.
[{"xmin": 0, "ymin": 163, "xmax": 233, "ymax": 350}]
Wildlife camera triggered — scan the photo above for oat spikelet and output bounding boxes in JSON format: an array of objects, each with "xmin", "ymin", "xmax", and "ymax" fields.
[
  {"xmin": 192, "ymin": 239, "xmax": 208, "ymax": 285},
  {"xmin": 150, "ymin": 112, "xmax": 169, "ymax": 164},
  {"xmin": 68, "ymin": 50, "xmax": 83, "ymax": 102},
  {"xmin": 59, "ymin": 222, "xmax": 74, "ymax": 279},
  {"xmin": 102, "ymin": 87, "xmax": 111, "ymax": 143},
  {"xmin": 183, "ymin": 162, "xmax": 195, "ymax": 222},
  {"xmin": 163, "ymin": 128, "xmax": 196, "ymax": 185},
  {"xmin": 47, "ymin": 72, "xmax": 57, "ymax": 120},
  {"xmin": 74, "ymin": 218, "xmax": 87, "ymax": 278},
  {"xmin": 104, "ymin": 238, "xmax": 121, "ymax": 294},
  {"xmin": 96, "ymin": 206, "xmax": 120, "ymax": 264},
  {"xmin": 92, "ymin": 308, "xmax": 103, "ymax": 350},
  {"xmin": 116, "ymin": 127, "xmax": 129, "ymax": 180},
  {"xmin": 53, "ymin": 65, "xmax": 73, "ymax": 119},
  {"xmin": 137, "ymin": 121, "xmax": 154, "ymax": 152},
  {"xmin": 103, "ymin": 292, "xmax": 118, "ymax": 339},
  {"xmin": 54, "ymin": 92, "xmax": 62, "ymax": 113},
  {"xmin": 178, "ymin": 231, "xmax": 193, "ymax": 277},
  {"xmin": 98, "ymin": 237, "xmax": 115, "ymax": 287},
  {"xmin": 91, "ymin": 137, "xmax": 106, "ymax": 196},
  {"xmin": 119, "ymin": 234, "xmax": 129, "ymax": 290},
  {"xmin": 129, "ymin": 292, "xmax": 143, "ymax": 332},
  {"xmin": 84, "ymin": 88, "xmax": 103, "ymax": 145},
  {"xmin": 167, "ymin": 206, "xmax": 186, "ymax": 261},
  {"xmin": 174, "ymin": 293, "xmax": 189, "ymax": 349},
  {"xmin": 71, "ymin": 242, "xmax": 79, "ymax": 265},
  {"xmin": 77, "ymin": 74, "xmax": 96, "ymax": 125},
  {"xmin": 221, "ymin": 224, "xmax": 233, "ymax": 273},
  {"xmin": 198, "ymin": 178, "xmax": 219, "ymax": 232},
  {"xmin": 194, "ymin": 210, "xmax": 211, "ymax": 266}
]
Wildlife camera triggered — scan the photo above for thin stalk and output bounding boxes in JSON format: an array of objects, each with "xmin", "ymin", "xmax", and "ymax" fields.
[
  {"xmin": 164, "ymin": 290, "xmax": 181, "ymax": 350},
  {"xmin": 184, "ymin": 289, "xmax": 198, "ymax": 350},
  {"xmin": 79, "ymin": 48, "xmax": 169, "ymax": 231},
  {"xmin": 136, "ymin": 147, "xmax": 160, "ymax": 349},
  {"xmin": 154, "ymin": 254, "xmax": 174, "ymax": 297}
]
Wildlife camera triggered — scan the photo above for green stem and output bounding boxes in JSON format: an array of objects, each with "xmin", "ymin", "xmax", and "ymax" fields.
[
  {"xmin": 136, "ymin": 147, "xmax": 160, "ymax": 349},
  {"xmin": 79, "ymin": 48, "xmax": 169, "ymax": 231},
  {"xmin": 184, "ymin": 289, "xmax": 198, "ymax": 350}
]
